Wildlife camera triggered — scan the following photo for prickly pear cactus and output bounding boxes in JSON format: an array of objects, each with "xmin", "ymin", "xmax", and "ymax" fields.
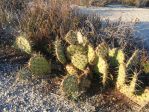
[
  {"xmin": 71, "ymin": 53, "xmax": 88, "ymax": 71},
  {"xmin": 126, "ymin": 50, "xmax": 139, "ymax": 68},
  {"xmin": 77, "ymin": 31, "xmax": 88, "ymax": 45},
  {"xmin": 15, "ymin": 36, "xmax": 31, "ymax": 54},
  {"xmin": 65, "ymin": 30, "xmax": 78, "ymax": 45},
  {"xmin": 61, "ymin": 75, "xmax": 79, "ymax": 99},
  {"xmin": 66, "ymin": 64, "xmax": 79, "ymax": 75},
  {"xmin": 96, "ymin": 42, "xmax": 109, "ymax": 58},
  {"xmin": 116, "ymin": 49, "xmax": 125, "ymax": 64},
  {"xmin": 88, "ymin": 45, "xmax": 96, "ymax": 65},
  {"xmin": 28, "ymin": 54, "xmax": 51, "ymax": 76},
  {"xmin": 129, "ymin": 73, "xmax": 138, "ymax": 94},
  {"xmin": 55, "ymin": 39, "xmax": 67, "ymax": 64},
  {"xmin": 109, "ymin": 48, "xmax": 118, "ymax": 67},
  {"xmin": 117, "ymin": 63, "xmax": 126, "ymax": 89},
  {"xmin": 67, "ymin": 45, "xmax": 87, "ymax": 59},
  {"xmin": 96, "ymin": 56, "xmax": 109, "ymax": 86}
]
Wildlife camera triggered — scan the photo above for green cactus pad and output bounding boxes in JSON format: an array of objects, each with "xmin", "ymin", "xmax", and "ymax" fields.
[
  {"xmin": 65, "ymin": 30, "xmax": 78, "ymax": 45},
  {"xmin": 116, "ymin": 49, "xmax": 125, "ymax": 64},
  {"xmin": 88, "ymin": 45, "xmax": 96, "ymax": 65},
  {"xmin": 96, "ymin": 42, "xmax": 109, "ymax": 58},
  {"xmin": 67, "ymin": 45, "xmax": 87, "ymax": 59},
  {"xmin": 15, "ymin": 36, "xmax": 31, "ymax": 54},
  {"xmin": 71, "ymin": 53, "xmax": 88, "ymax": 71},
  {"xmin": 66, "ymin": 64, "xmax": 79, "ymax": 75},
  {"xmin": 61, "ymin": 75, "xmax": 79, "ymax": 98},
  {"xmin": 55, "ymin": 39, "xmax": 67, "ymax": 64},
  {"xmin": 29, "ymin": 54, "xmax": 51, "ymax": 76}
]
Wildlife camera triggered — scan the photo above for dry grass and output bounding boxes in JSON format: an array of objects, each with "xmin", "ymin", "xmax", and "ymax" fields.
[{"xmin": 0, "ymin": 0, "xmax": 144, "ymax": 53}]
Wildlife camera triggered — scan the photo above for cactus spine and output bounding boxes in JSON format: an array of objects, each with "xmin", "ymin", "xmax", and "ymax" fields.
[{"xmin": 126, "ymin": 50, "xmax": 139, "ymax": 68}]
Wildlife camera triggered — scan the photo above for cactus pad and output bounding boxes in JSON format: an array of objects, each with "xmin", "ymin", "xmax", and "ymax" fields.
[
  {"xmin": 96, "ymin": 42, "xmax": 109, "ymax": 58},
  {"xmin": 29, "ymin": 54, "xmax": 51, "ymax": 76},
  {"xmin": 77, "ymin": 31, "xmax": 88, "ymax": 45},
  {"xmin": 71, "ymin": 53, "xmax": 88, "ymax": 70},
  {"xmin": 88, "ymin": 45, "xmax": 96, "ymax": 65},
  {"xmin": 15, "ymin": 36, "xmax": 31, "ymax": 54},
  {"xmin": 117, "ymin": 63, "xmax": 126, "ymax": 89},
  {"xmin": 61, "ymin": 75, "xmax": 79, "ymax": 98},
  {"xmin": 66, "ymin": 64, "xmax": 79, "ymax": 75},
  {"xmin": 65, "ymin": 30, "xmax": 78, "ymax": 45},
  {"xmin": 116, "ymin": 49, "xmax": 125, "ymax": 64},
  {"xmin": 67, "ymin": 45, "xmax": 87, "ymax": 59},
  {"xmin": 109, "ymin": 48, "xmax": 118, "ymax": 67},
  {"xmin": 55, "ymin": 39, "xmax": 67, "ymax": 64},
  {"xmin": 96, "ymin": 56, "xmax": 109, "ymax": 86}
]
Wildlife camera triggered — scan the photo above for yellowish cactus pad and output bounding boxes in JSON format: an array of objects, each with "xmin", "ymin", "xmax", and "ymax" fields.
[
  {"xmin": 96, "ymin": 42, "xmax": 109, "ymax": 58},
  {"xmin": 88, "ymin": 45, "xmax": 96, "ymax": 65},
  {"xmin": 117, "ymin": 63, "xmax": 126, "ymax": 89},
  {"xmin": 97, "ymin": 56, "xmax": 109, "ymax": 86},
  {"xmin": 67, "ymin": 45, "xmax": 87, "ymax": 59},
  {"xmin": 116, "ymin": 49, "xmax": 125, "ymax": 64},
  {"xmin": 66, "ymin": 64, "xmax": 79, "ymax": 75},
  {"xmin": 65, "ymin": 30, "xmax": 78, "ymax": 45},
  {"xmin": 71, "ymin": 53, "xmax": 88, "ymax": 71},
  {"xmin": 15, "ymin": 36, "xmax": 31, "ymax": 54}
]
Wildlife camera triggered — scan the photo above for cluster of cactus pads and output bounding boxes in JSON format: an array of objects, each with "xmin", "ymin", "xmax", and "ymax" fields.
[
  {"xmin": 15, "ymin": 30, "xmax": 149, "ymax": 105},
  {"xmin": 15, "ymin": 36, "xmax": 51, "ymax": 77}
]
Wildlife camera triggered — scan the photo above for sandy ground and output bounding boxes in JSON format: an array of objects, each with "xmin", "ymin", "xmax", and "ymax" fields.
[{"xmin": 72, "ymin": 4, "xmax": 149, "ymax": 49}]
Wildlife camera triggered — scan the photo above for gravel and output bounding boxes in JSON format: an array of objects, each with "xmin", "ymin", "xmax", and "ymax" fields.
[{"xmin": 0, "ymin": 60, "xmax": 148, "ymax": 112}]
